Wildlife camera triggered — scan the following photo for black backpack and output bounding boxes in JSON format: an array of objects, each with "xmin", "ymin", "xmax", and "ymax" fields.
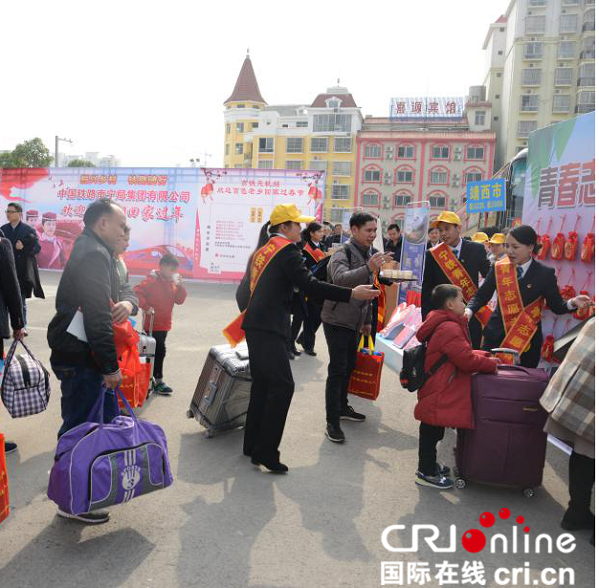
[{"xmin": 399, "ymin": 339, "xmax": 447, "ymax": 392}]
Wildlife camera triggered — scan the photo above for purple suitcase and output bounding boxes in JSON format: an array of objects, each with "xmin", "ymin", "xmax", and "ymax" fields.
[{"xmin": 455, "ymin": 364, "xmax": 550, "ymax": 497}]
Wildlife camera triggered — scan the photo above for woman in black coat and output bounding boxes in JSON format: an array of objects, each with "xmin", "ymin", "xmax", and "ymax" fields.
[{"xmin": 467, "ymin": 225, "xmax": 592, "ymax": 368}]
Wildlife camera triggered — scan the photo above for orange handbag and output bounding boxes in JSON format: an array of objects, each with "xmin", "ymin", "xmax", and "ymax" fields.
[
  {"xmin": 0, "ymin": 433, "xmax": 9, "ymax": 525},
  {"xmin": 348, "ymin": 336, "xmax": 385, "ymax": 401}
]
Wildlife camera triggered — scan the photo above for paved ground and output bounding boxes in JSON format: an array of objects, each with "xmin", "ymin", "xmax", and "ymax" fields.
[{"xmin": 0, "ymin": 271, "xmax": 594, "ymax": 588}]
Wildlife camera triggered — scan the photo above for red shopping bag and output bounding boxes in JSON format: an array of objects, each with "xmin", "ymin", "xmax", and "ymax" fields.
[
  {"xmin": 347, "ymin": 336, "xmax": 384, "ymax": 401},
  {"xmin": 0, "ymin": 433, "xmax": 9, "ymax": 525},
  {"xmin": 117, "ymin": 342, "xmax": 147, "ymax": 409}
]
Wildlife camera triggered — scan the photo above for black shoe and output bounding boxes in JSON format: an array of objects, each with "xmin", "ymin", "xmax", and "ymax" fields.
[
  {"xmin": 325, "ymin": 422, "xmax": 345, "ymax": 443},
  {"xmin": 304, "ymin": 349, "xmax": 317, "ymax": 357},
  {"xmin": 339, "ymin": 406, "xmax": 366, "ymax": 422},
  {"xmin": 4, "ymin": 442, "xmax": 17, "ymax": 454},
  {"xmin": 251, "ymin": 458, "xmax": 288, "ymax": 473},
  {"xmin": 287, "ymin": 351, "xmax": 296, "ymax": 360},
  {"xmin": 291, "ymin": 345, "xmax": 302, "ymax": 356},
  {"xmin": 561, "ymin": 509, "xmax": 595, "ymax": 531},
  {"xmin": 57, "ymin": 509, "xmax": 110, "ymax": 524}
]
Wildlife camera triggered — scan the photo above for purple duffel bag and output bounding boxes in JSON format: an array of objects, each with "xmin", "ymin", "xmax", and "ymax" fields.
[{"xmin": 48, "ymin": 386, "xmax": 173, "ymax": 515}]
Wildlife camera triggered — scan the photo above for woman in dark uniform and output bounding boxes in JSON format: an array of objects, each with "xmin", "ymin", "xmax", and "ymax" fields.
[
  {"xmin": 293, "ymin": 221, "xmax": 327, "ymax": 356},
  {"xmin": 466, "ymin": 225, "xmax": 592, "ymax": 368},
  {"xmin": 238, "ymin": 204, "xmax": 379, "ymax": 473}
]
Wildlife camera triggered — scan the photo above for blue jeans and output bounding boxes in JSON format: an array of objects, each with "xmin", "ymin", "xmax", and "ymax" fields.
[{"xmin": 52, "ymin": 364, "xmax": 119, "ymax": 438}]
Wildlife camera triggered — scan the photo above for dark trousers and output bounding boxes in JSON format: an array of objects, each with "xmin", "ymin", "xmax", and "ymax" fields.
[
  {"xmin": 567, "ymin": 451, "xmax": 595, "ymax": 516},
  {"xmin": 418, "ymin": 422, "xmax": 445, "ymax": 476},
  {"xmin": 290, "ymin": 314, "xmax": 303, "ymax": 350},
  {"xmin": 468, "ymin": 317, "xmax": 483, "ymax": 350},
  {"xmin": 153, "ymin": 331, "xmax": 168, "ymax": 379},
  {"xmin": 323, "ymin": 322, "xmax": 359, "ymax": 424},
  {"xmin": 299, "ymin": 301, "xmax": 322, "ymax": 351},
  {"xmin": 52, "ymin": 363, "xmax": 119, "ymax": 438},
  {"xmin": 244, "ymin": 329, "xmax": 295, "ymax": 462}
]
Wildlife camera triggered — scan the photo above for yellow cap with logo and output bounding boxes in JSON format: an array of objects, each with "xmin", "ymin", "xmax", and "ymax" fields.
[
  {"xmin": 430, "ymin": 211, "xmax": 462, "ymax": 228},
  {"xmin": 269, "ymin": 203, "xmax": 315, "ymax": 226},
  {"xmin": 472, "ymin": 232, "xmax": 489, "ymax": 243},
  {"xmin": 489, "ymin": 233, "xmax": 506, "ymax": 244}
]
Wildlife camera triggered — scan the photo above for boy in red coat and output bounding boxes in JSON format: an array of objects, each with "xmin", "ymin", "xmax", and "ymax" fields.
[
  {"xmin": 134, "ymin": 253, "xmax": 187, "ymax": 395},
  {"xmin": 414, "ymin": 284, "xmax": 499, "ymax": 489}
]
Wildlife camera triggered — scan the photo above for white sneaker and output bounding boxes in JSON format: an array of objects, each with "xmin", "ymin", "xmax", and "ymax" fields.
[{"xmin": 57, "ymin": 509, "xmax": 110, "ymax": 524}]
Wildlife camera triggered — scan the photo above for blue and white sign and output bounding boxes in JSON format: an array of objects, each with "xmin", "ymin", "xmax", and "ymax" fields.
[{"xmin": 466, "ymin": 178, "xmax": 506, "ymax": 213}]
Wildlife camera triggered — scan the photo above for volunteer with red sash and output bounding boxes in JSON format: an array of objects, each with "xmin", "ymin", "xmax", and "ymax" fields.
[
  {"xmin": 294, "ymin": 221, "xmax": 328, "ymax": 356},
  {"xmin": 224, "ymin": 204, "xmax": 379, "ymax": 473},
  {"xmin": 421, "ymin": 211, "xmax": 491, "ymax": 348},
  {"xmin": 466, "ymin": 225, "xmax": 593, "ymax": 368}
]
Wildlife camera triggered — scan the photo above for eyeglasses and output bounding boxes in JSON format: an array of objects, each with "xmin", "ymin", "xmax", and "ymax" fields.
[{"xmin": 5, "ymin": 210, "xmax": 19, "ymax": 214}]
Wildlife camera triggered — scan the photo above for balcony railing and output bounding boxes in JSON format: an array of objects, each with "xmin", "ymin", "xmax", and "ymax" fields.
[
  {"xmin": 582, "ymin": 22, "xmax": 595, "ymax": 31},
  {"xmin": 575, "ymin": 104, "xmax": 595, "ymax": 113},
  {"xmin": 578, "ymin": 76, "xmax": 596, "ymax": 86},
  {"xmin": 580, "ymin": 49, "xmax": 596, "ymax": 58}
]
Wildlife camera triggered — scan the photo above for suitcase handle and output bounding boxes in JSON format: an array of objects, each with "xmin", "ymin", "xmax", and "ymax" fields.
[{"xmin": 497, "ymin": 365, "xmax": 531, "ymax": 374}]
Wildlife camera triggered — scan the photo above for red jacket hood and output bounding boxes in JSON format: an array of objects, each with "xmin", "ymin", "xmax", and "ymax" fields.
[{"xmin": 417, "ymin": 309, "xmax": 470, "ymax": 342}]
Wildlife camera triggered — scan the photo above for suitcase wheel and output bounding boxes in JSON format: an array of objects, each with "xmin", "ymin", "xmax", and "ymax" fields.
[
  {"xmin": 454, "ymin": 478, "xmax": 467, "ymax": 490},
  {"xmin": 186, "ymin": 410, "xmax": 194, "ymax": 419},
  {"xmin": 523, "ymin": 488, "xmax": 535, "ymax": 498}
]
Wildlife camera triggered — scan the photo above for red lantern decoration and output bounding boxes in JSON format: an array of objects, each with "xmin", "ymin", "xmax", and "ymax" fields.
[
  {"xmin": 551, "ymin": 216, "xmax": 567, "ymax": 260},
  {"xmin": 573, "ymin": 271, "xmax": 595, "ymax": 321},
  {"xmin": 559, "ymin": 268, "xmax": 576, "ymax": 301},
  {"xmin": 564, "ymin": 215, "xmax": 581, "ymax": 261},
  {"xmin": 541, "ymin": 335, "xmax": 555, "ymax": 362},
  {"xmin": 581, "ymin": 217, "xmax": 595, "ymax": 263},
  {"xmin": 537, "ymin": 218, "xmax": 553, "ymax": 260}
]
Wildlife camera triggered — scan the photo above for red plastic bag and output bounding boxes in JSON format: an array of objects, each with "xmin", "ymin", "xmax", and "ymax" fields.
[
  {"xmin": 0, "ymin": 433, "xmax": 9, "ymax": 525},
  {"xmin": 348, "ymin": 336, "xmax": 384, "ymax": 401},
  {"xmin": 118, "ymin": 344, "xmax": 147, "ymax": 409}
]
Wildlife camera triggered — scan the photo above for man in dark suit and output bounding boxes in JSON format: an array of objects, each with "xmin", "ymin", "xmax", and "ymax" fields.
[
  {"xmin": 384, "ymin": 223, "xmax": 403, "ymax": 262},
  {"xmin": 421, "ymin": 211, "xmax": 490, "ymax": 348}
]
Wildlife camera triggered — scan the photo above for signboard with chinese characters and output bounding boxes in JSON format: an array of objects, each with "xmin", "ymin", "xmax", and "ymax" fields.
[
  {"xmin": 522, "ymin": 111, "xmax": 595, "ymax": 350},
  {"xmin": 0, "ymin": 167, "xmax": 324, "ymax": 281},
  {"xmin": 466, "ymin": 179, "xmax": 506, "ymax": 213},
  {"xmin": 389, "ymin": 97, "xmax": 464, "ymax": 119}
]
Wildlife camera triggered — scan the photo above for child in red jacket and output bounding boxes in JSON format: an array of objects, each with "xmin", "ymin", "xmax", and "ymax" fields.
[
  {"xmin": 414, "ymin": 284, "xmax": 499, "ymax": 489},
  {"xmin": 134, "ymin": 253, "xmax": 187, "ymax": 395}
]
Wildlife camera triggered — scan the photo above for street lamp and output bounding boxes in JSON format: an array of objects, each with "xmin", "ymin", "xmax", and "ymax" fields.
[{"xmin": 55, "ymin": 136, "xmax": 73, "ymax": 167}]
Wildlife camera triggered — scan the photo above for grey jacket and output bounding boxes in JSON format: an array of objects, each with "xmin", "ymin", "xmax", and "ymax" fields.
[{"xmin": 321, "ymin": 239, "xmax": 373, "ymax": 331}]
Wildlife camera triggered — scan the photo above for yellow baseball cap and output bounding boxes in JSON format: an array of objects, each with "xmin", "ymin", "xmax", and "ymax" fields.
[
  {"xmin": 472, "ymin": 232, "xmax": 489, "ymax": 243},
  {"xmin": 269, "ymin": 203, "xmax": 315, "ymax": 226},
  {"xmin": 489, "ymin": 233, "xmax": 506, "ymax": 244},
  {"xmin": 430, "ymin": 211, "xmax": 462, "ymax": 228}
]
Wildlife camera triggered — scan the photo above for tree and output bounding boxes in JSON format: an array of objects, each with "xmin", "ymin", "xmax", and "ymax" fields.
[
  {"xmin": 68, "ymin": 159, "xmax": 95, "ymax": 167},
  {"xmin": 0, "ymin": 138, "xmax": 53, "ymax": 168}
]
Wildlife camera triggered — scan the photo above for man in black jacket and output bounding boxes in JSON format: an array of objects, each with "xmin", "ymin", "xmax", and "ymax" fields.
[
  {"xmin": 421, "ymin": 211, "xmax": 490, "ymax": 348},
  {"xmin": 1, "ymin": 202, "xmax": 44, "ymax": 325},
  {"xmin": 47, "ymin": 199, "xmax": 137, "ymax": 524}
]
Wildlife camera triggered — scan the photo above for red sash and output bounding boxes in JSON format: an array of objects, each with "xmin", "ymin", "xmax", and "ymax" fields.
[
  {"xmin": 430, "ymin": 242, "xmax": 492, "ymax": 326},
  {"xmin": 373, "ymin": 272, "xmax": 386, "ymax": 331},
  {"xmin": 223, "ymin": 236, "xmax": 290, "ymax": 346},
  {"xmin": 303, "ymin": 242, "xmax": 325, "ymax": 263},
  {"xmin": 495, "ymin": 257, "xmax": 543, "ymax": 356}
]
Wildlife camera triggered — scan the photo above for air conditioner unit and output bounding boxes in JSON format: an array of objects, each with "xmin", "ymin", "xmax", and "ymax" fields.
[
  {"xmin": 385, "ymin": 145, "xmax": 394, "ymax": 152},
  {"xmin": 386, "ymin": 152, "xmax": 393, "ymax": 160},
  {"xmin": 384, "ymin": 172, "xmax": 392, "ymax": 179},
  {"xmin": 451, "ymin": 180, "xmax": 460, "ymax": 188},
  {"xmin": 383, "ymin": 196, "xmax": 390, "ymax": 204},
  {"xmin": 454, "ymin": 146, "xmax": 462, "ymax": 153},
  {"xmin": 384, "ymin": 178, "xmax": 391, "ymax": 185},
  {"xmin": 382, "ymin": 203, "xmax": 390, "ymax": 210},
  {"xmin": 454, "ymin": 153, "xmax": 462, "ymax": 161},
  {"xmin": 333, "ymin": 180, "xmax": 338, "ymax": 184}
]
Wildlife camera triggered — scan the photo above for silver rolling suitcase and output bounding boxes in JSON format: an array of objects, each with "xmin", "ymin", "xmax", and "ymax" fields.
[
  {"xmin": 138, "ymin": 308, "xmax": 156, "ymax": 394},
  {"xmin": 187, "ymin": 343, "xmax": 251, "ymax": 436}
]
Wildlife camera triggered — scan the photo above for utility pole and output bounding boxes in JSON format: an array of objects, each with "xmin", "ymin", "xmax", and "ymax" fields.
[
  {"xmin": 54, "ymin": 136, "xmax": 73, "ymax": 167},
  {"xmin": 201, "ymin": 151, "xmax": 212, "ymax": 167}
]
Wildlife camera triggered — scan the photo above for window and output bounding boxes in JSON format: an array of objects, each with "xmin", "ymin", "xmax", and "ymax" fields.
[
  {"xmin": 563, "ymin": 0, "xmax": 580, "ymax": 4},
  {"xmin": 234, "ymin": 164, "xmax": 242, "ymax": 169},
  {"xmin": 555, "ymin": 67, "xmax": 573, "ymax": 85},
  {"xmin": 225, "ymin": 144, "xmax": 230, "ymax": 156},
  {"xmin": 311, "ymin": 137, "xmax": 328, "ymax": 153},
  {"xmin": 334, "ymin": 137, "xmax": 352, "ymax": 152},
  {"xmin": 235, "ymin": 143, "xmax": 244, "ymax": 155},
  {"xmin": 524, "ymin": 42, "xmax": 544, "ymax": 58},
  {"xmin": 429, "ymin": 195, "xmax": 447, "ymax": 208},
  {"xmin": 529, "ymin": 0, "xmax": 546, "ymax": 5},
  {"xmin": 520, "ymin": 95, "xmax": 539, "ymax": 111},
  {"xmin": 236, "ymin": 104, "xmax": 246, "ymax": 108},
  {"xmin": 396, "ymin": 169, "xmax": 414, "ymax": 183},
  {"xmin": 474, "ymin": 111, "xmax": 486, "ymax": 125},
  {"xmin": 258, "ymin": 138, "xmax": 273, "ymax": 153},
  {"xmin": 583, "ymin": 9, "xmax": 595, "ymax": 31},
  {"xmin": 364, "ymin": 143, "xmax": 382, "ymax": 158},
  {"xmin": 236, "ymin": 122, "xmax": 244, "ymax": 133},
  {"xmin": 522, "ymin": 68, "xmax": 542, "ymax": 85},
  {"xmin": 553, "ymin": 95, "xmax": 571, "ymax": 112},
  {"xmin": 313, "ymin": 114, "xmax": 352, "ymax": 132},
  {"xmin": 431, "ymin": 145, "xmax": 449, "ymax": 159},
  {"xmin": 252, "ymin": 122, "xmax": 258, "ymax": 129},
  {"xmin": 329, "ymin": 208, "xmax": 345, "ymax": 223},
  {"xmin": 362, "ymin": 191, "xmax": 379, "ymax": 206},
  {"xmin": 394, "ymin": 193, "xmax": 412, "ymax": 206},
  {"xmin": 398, "ymin": 145, "xmax": 415, "ymax": 158},
  {"xmin": 258, "ymin": 160, "xmax": 273, "ymax": 169},
  {"xmin": 579, "ymin": 63, "xmax": 595, "ymax": 86},
  {"xmin": 467, "ymin": 146, "xmax": 485, "ymax": 159},
  {"xmin": 525, "ymin": 16, "xmax": 546, "ymax": 34},
  {"xmin": 465, "ymin": 170, "xmax": 483, "ymax": 183},
  {"xmin": 364, "ymin": 168, "xmax": 381, "ymax": 182},
  {"xmin": 226, "ymin": 123, "xmax": 231, "ymax": 134},
  {"xmin": 286, "ymin": 138, "xmax": 303, "ymax": 153},
  {"xmin": 332, "ymin": 185, "xmax": 350, "ymax": 200},
  {"xmin": 517, "ymin": 121, "xmax": 538, "ymax": 138},
  {"xmin": 581, "ymin": 36, "xmax": 595, "ymax": 58},
  {"xmin": 576, "ymin": 91, "xmax": 595, "ymax": 113},
  {"xmin": 558, "ymin": 41, "xmax": 576, "ymax": 59},
  {"xmin": 296, "ymin": 121, "xmax": 308, "ymax": 128},
  {"xmin": 430, "ymin": 169, "xmax": 448, "ymax": 184},
  {"xmin": 285, "ymin": 160, "xmax": 303, "ymax": 170},
  {"xmin": 332, "ymin": 162, "xmax": 351, "ymax": 176},
  {"xmin": 309, "ymin": 161, "xmax": 327, "ymax": 172},
  {"xmin": 560, "ymin": 14, "xmax": 578, "ymax": 33}
]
